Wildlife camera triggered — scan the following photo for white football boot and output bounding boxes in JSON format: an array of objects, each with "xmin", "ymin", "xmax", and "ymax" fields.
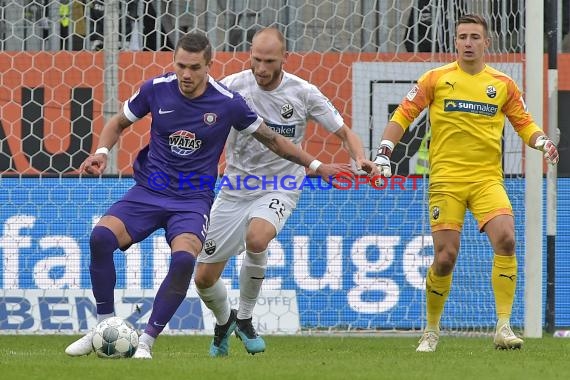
[
  {"xmin": 494, "ymin": 322, "xmax": 523, "ymax": 349},
  {"xmin": 416, "ymin": 331, "xmax": 439, "ymax": 352},
  {"xmin": 133, "ymin": 342, "xmax": 153, "ymax": 359},
  {"xmin": 65, "ymin": 330, "xmax": 95, "ymax": 356}
]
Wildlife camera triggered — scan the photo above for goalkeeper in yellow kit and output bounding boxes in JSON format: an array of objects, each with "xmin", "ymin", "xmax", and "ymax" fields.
[{"xmin": 374, "ymin": 14, "xmax": 559, "ymax": 352}]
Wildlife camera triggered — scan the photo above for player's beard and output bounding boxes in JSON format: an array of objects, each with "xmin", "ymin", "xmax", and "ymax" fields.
[
  {"xmin": 253, "ymin": 67, "xmax": 283, "ymax": 90},
  {"xmin": 179, "ymin": 78, "xmax": 205, "ymax": 98}
]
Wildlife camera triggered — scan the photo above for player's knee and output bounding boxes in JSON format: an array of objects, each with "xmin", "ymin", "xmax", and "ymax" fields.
[
  {"xmin": 433, "ymin": 250, "xmax": 457, "ymax": 275},
  {"xmin": 90, "ymin": 226, "xmax": 119, "ymax": 258},
  {"xmin": 245, "ymin": 221, "xmax": 275, "ymax": 253},
  {"xmin": 245, "ymin": 235, "xmax": 270, "ymax": 254},
  {"xmin": 194, "ymin": 269, "xmax": 216, "ymax": 289},
  {"xmin": 496, "ymin": 233, "xmax": 516, "ymax": 254}
]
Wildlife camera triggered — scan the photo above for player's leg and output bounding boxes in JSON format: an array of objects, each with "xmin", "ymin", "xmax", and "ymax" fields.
[
  {"xmin": 134, "ymin": 232, "xmax": 201, "ymax": 359},
  {"xmin": 485, "ymin": 215, "xmax": 522, "ymax": 349},
  {"xmin": 195, "ymin": 262, "xmax": 236, "ymax": 357},
  {"xmin": 236, "ymin": 194, "xmax": 295, "ymax": 355},
  {"xmin": 65, "ymin": 209, "xmax": 135, "ymax": 356},
  {"xmin": 417, "ymin": 229, "xmax": 460, "ymax": 352},
  {"xmin": 417, "ymin": 184, "xmax": 465, "ymax": 353},
  {"xmin": 234, "ymin": 217, "xmax": 272, "ymax": 354},
  {"xmin": 135, "ymin": 201, "xmax": 211, "ymax": 359},
  {"xmin": 90, "ymin": 216, "xmax": 134, "ymax": 317},
  {"xmin": 473, "ymin": 182, "xmax": 522, "ymax": 349},
  {"xmin": 195, "ymin": 197, "xmax": 249, "ymax": 356}
]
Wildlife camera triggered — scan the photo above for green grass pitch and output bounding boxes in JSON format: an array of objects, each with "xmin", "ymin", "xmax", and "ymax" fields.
[{"xmin": 1, "ymin": 335, "xmax": 570, "ymax": 380}]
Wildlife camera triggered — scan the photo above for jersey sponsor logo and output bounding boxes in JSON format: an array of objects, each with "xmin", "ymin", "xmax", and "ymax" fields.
[
  {"xmin": 203, "ymin": 113, "xmax": 217, "ymax": 125},
  {"xmin": 281, "ymin": 103, "xmax": 294, "ymax": 119},
  {"xmin": 169, "ymin": 130, "xmax": 202, "ymax": 156},
  {"xmin": 266, "ymin": 122, "xmax": 296, "ymax": 137},
  {"xmin": 443, "ymin": 99, "xmax": 498, "ymax": 116},
  {"xmin": 486, "ymin": 85, "xmax": 497, "ymax": 98},
  {"xmin": 406, "ymin": 85, "xmax": 419, "ymax": 101}
]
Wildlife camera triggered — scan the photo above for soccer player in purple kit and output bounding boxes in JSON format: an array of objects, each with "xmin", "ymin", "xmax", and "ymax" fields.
[{"xmin": 65, "ymin": 31, "xmax": 347, "ymax": 359}]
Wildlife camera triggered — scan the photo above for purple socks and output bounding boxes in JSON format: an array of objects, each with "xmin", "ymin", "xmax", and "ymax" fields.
[
  {"xmin": 144, "ymin": 251, "xmax": 196, "ymax": 337},
  {"xmin": 89, "ymin": 226, "xmax": 119, "ymax": 315}
]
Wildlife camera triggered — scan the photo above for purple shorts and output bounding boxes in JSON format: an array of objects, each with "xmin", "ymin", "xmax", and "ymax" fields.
[{"xmin": 105, "ymin": 184, "xmax": 213, "ymax": 248}]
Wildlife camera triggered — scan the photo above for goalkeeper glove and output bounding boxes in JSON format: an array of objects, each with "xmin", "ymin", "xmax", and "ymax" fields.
[
  {"xmin": 534, "ymin": 135, "xmax": 559, "ymax": 164},
  {"xmin": 374, "ymin": 140, "xmax": 394, "ymax": 177}
]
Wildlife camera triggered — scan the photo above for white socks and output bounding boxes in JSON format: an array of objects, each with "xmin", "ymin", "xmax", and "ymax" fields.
[
  {"xmin": 139, "ymin": 333, "xmax": 155, "ymax": 348},
  {"xmin": 196, "ymin": 278, "xmax": 231, "ymax": 325},
  {"xmin": 97, "ymin": 313, "xmax": 114, "ymax": 323},
  {"xmin": 238, "ymin": 250, "xmax": 267, "ymax": 320}
]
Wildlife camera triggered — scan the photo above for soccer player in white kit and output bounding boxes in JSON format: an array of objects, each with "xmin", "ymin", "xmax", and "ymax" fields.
[{"xmin": 194, "ymin": 27, "xmax": 379, "ymax": 357}]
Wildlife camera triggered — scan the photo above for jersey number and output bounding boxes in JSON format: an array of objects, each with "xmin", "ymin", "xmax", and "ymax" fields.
[{"xmin": 268, "ymin": 198, "xmax": 286, "ymax": 220}]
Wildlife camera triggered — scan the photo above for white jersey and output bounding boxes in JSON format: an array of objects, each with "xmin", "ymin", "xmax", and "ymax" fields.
[{"xmin": 220, "ymin": 70, "xmax": 344, "ymax": 200}]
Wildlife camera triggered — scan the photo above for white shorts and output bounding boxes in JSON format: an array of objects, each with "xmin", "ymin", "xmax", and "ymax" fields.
[{"xmin": 197, "ymin": 192, "xmax": 297, "ymax": 263}]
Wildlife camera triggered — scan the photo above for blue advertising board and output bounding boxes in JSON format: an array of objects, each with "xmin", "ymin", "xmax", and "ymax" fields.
[{"xmin": 0, "ymin": 177, "xmax": 568, "ymax": 331}]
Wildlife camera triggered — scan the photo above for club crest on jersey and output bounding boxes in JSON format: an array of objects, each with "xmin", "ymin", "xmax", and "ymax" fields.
[
  {"xmin": 204, "ymin": 113, "xmax": 217, "ymax": 125},
  {"xmin": 281, "ymin": 103, "xmax": 294, "ymax": 119},
  {"xmin": 431, "ymin": 206, "xmax": 440, "ymax": 220},
  {"xmin": 169, "ymin": 130, "xmax": 202, "ymax": 156},
  {"xmin": 486, "ymin": 85, "xmax": 497, "ymax": 98},
  {"xmin": 204, "ymin": 239, "xmax": 216, "ymax": 255}
]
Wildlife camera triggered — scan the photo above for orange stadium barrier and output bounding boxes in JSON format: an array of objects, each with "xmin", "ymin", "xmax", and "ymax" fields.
[{"xmin": 0, "ymin": 52, "xmax": 567, "ymax": 174}]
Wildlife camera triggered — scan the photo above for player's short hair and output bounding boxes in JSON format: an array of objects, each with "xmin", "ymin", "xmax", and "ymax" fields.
[
  {"xmin": 456, "ymin": 14, "xmax": 489, "ymax": 36},
  {"xmin": 175, "ymin": 31, "xmax": 212, "ymax": 63},
  {"xmin": 252, "ymin": 27, "xmax": 286, "ymax": 52}
]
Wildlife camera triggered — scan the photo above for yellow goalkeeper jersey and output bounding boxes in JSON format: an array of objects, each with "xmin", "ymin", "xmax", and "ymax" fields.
[{"xmin": 391, "ymin": 61, "xmax": 539, "ymax": 183}]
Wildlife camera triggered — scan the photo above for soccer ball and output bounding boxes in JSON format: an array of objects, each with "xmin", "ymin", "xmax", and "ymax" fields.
[{"xmin": 91, "ymin": 317, "xmax": 139, "ymax": 359}]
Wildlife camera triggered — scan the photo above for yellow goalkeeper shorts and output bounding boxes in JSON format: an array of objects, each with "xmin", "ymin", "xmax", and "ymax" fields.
[{"xmin": 428, "ymin": 180, "xmax": 513, "ymax": 232}]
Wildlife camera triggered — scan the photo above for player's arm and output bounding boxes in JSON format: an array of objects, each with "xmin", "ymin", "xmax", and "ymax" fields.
[
  {"xmin": 334, "ymin": 125, "xmax": 380, "ymax": 176},
  {"xmin": 374, "ymin": 75, "xmax": 432, "ymax": 177},
  {"xmin": 517, "ymin": 125, "xmax": 559, "ymax": 164},
  {"xmin": 80, "ymin": 111, "xmax": 133, "ymax": 175},
  {"xmin": 251, "ymin": 122, "xmax": 352, "ymax": 182},
  {"xmin": 504, "ymin": 80, "xmax": 559, "ymax": 165},
  {"xmin": 373, "ymin": 121, "xmax": 406, "ymax": 177}
]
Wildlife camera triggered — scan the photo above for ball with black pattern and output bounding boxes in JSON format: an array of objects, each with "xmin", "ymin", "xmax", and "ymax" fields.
[{"xmin": 91, "ymin": 317, "xmax": 139, "ymax": 359}]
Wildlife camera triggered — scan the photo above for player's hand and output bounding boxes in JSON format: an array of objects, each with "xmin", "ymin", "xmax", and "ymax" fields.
[
  {"xmin": 314, "ymin": 163, "xmax": 354, "ymax": 184},
  {"xmin": 374, "ymin": 142, "xmax": 393, "ymax": 177},
  {"xmin": 373, "ymin": 154, "xmax": 392, "ymax": 177},
  {"xmin": 355, "ymin": 158, "xmax": 381, "ymax": 177},
  {"xmin": 535, "ymin": 135, "xmax": 559, "ymax": 164},
  {"xmin": 80, "ymin": 152, "xmax": 108, "ymax": 175}
]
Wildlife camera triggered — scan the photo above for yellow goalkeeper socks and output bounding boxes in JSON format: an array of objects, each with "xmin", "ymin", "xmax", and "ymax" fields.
[
  {"xmin": 492, "ymin": 254, "xmax": 517, "ymax": 321},
  {"xmin": 425, "ymin": 267, "xmax": 452, "ymax": 332}
]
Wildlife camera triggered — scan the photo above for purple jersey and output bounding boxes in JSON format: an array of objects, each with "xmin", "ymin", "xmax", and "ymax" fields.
[{"xmin": 123, "ymin": 73, "xmax": 262, "ymax": 198}]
